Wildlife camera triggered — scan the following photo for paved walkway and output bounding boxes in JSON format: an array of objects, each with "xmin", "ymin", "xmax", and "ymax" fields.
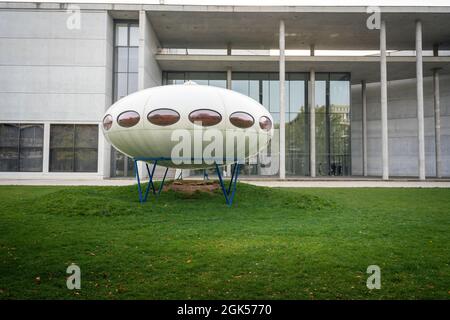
[
  {"xmin": 0, "ymin": 179, "xmax": 136, "ymax": 186},
  {"xmin": 0, "ymin": 178, "xmax": 449, "ymax": 188},
  {"xmin": 243, "ymin": 180, "xmax": 450, "ymax": 188}
]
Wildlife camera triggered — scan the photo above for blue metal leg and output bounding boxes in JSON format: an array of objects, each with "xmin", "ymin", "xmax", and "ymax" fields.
[
  {"xmin": 134, "ymin": 159, "xmax": 169, "ymax": 203},
  {"xmin": 215, "ymin": 162, "xmax": 240, "ymax": 206},
  {"xmin": 157, "ymin": 167, "xmax": 169, "ymax": 196}
]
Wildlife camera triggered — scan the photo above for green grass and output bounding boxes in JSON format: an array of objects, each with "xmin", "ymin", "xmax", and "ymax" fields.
[{"xmin": 0, "ymin": 183, "xmax": 449, "ymax": 299}]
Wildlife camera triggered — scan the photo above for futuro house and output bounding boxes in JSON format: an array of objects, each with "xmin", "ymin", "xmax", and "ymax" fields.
[{"xmin": 102, "ymin": 82, "xmax": 274, "ymax": 169}]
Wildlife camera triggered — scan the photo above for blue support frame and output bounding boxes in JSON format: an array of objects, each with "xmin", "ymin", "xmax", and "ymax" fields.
[
  {"xmin": 134, "ymin": 159, "xmax": 169, "ymax": 203},
  {"xmin": 215, "ymin": 162, "xmax": 241, "ymax": 206},
  {"xmin": 133, "ymin": 157, "xmax": 241, "ymax": 206}
]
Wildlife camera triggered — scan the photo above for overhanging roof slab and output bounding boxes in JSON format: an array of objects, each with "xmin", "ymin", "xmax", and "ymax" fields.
[{"xmin": 156, "ymin": 55, "xmax": 450, "ymax": 84}]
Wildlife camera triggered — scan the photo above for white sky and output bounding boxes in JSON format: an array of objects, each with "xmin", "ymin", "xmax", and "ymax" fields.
[{"xmin": 4, "ymin": 0, "xmax": 450, "ymax": 6}]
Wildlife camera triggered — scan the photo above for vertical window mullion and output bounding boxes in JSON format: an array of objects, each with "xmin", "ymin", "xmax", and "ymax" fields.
[
  {"xmin": 17, "ymin": 124, "xmax": 21, "ymax": 172},
  {"xmin": 72, "ymin": 124, "xmax": 76, "ymax": 172}
]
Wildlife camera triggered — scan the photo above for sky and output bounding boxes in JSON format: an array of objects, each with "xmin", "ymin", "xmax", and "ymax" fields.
[{"xmin": 5, "ymin": 0, "xmax": 450, "ymax": 6}]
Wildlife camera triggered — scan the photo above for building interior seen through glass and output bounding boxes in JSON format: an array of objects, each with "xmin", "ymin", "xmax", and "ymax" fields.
[
  {"xmin": 0, "ymin": 123, "xmax": 44, "ymax": 172},
  {"xmin": 163, "ymin": 71, "xmax": 351, "ymax": 176}
]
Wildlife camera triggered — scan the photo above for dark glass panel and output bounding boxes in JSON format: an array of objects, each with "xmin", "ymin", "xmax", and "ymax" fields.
[
  {"xmin": 75, "ymin": 125, "xmax": 98, "ymax": 149},
  {"xmin": 19, "ymin": 147, "xmax": 43, "ymax": 172},
  {"xmin": 189, "ymin": 109, "xmax": 222, "ymax": 126},
  {"xmin": 19, "ymin": 124, "xmax": 43, "ymax": 172},
  {"xmin": 117, "ymin": 111, "xmax": 140, "ymax": 128},
  {"xmin": 0, "ymin": 147, "xmax": 19, "ymax": 171},
  {"xmin": 147, "ymin": 109, "xmax": 180, "ymax": 126},
  {"xmin": 75, "ymin": 149, "xmax": 98, "ymax": 172},
  {"xmin": 259, "ymin": 116, "xmax": 272, "ymax": 131},
  {"xmin": 50, "ymin": 149, "xmax": 74, "ymax": 172},
  {"xmin": 0, "ymin": 123, "xmax": 19, "ymax": 147},
  {"xmin": 229, "ymin": 112, "xmax": 254, "ymax": 129},
  {"xmin": 50, "ymin": 124, "xmax": 74, "ymax": 148},
  {"xmin": 103, "ymin": 114, "xmax": 113, "ymax": 130}
]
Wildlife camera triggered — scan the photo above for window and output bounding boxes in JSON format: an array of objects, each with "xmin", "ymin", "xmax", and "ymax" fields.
[
  {"xmin": 49, "ymin": 124, "xmax": 98, "ymax": 172},
  {"xmin": 147, "ymin": 109, "xmax": 180, "ymax": 126},
  {"xmin": 189, "ymin": 109, "xmax": 222, "ymax": 126},
  {"xmin": 163, "ymin": 71, "xmax": 227, "ymax": 88},
  {"xmin": 259, "ymin": 116, "xmax": 272, "ymax": 131},
  {"xmin": 0, "ymin": 123, "xmax": 44, "ymax": 172},
  {"xmin": 229, "ymin": 112, "xmax": 254, "ymax": 129},
  {"xmin": 314, "ymin": 73, "xmax": 351, "ymax": 176},
  {"xmin": 112, "ymin": 21, "xmax": 140, "ymax": 177},
  {"xmin": 114, "ymin": 22, "xmax": 139, "ymax": 101},
  {"xmin": 103, "ymin": 115, "xmax": 113, "ymax": 130},
  {"xmin": 117, "ymin": 111, "xmax": 140, "ymax": 128}
]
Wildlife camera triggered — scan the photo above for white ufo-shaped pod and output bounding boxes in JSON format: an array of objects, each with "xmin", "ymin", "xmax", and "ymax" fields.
[{"xmin": 102, "ymin": 83, "xmax": 274, "ymax": 169}]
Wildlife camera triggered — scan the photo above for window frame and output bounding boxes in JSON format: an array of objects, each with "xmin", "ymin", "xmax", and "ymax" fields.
[
  {"xmin": 0, "ymin": 123, "xmax": 44, "ymax": 172},
  {"xmin": 49, "ymin": 124, "xmax": 99, "ymax": 173}
]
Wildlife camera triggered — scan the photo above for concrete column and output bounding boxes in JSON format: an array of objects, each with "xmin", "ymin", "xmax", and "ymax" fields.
[
  {"xmin": 227, "ymin": 43, "xmax": 232, "ymax": 56},
  {"xmin": 225, "ymin": 67, "xmax": 232, "ymax": 176},
  {"xmin": 139, "ymin": 10, "xmax": 163, "ymax": 178},
  {"xmin": 279, "ymin": 20, "xmax": 286, "ymax": 179},
  {"xmin": 226, "ymin": 68, "xmax": 232, "ymax": 90},
  {"xmin": 309, "ymin": 69, "xmax": 316, "ymax": 177},
  {"xmin": 416, "ymin": 20, "xmax": 425, "ymax": 180},
  {"xmin": 380, "ymin": 20, "xmax": 389, "ymax": 180},
  {"xmin": 361, "ymin": 80, "xmax": 368, "ymax": 176},
  {"xmin": 310, "ymin": 44, "xmax": 315, "ymax": 56},
  {"xmin": 433, "ymin": 68, "xmax": 442, "ymax": 178}
]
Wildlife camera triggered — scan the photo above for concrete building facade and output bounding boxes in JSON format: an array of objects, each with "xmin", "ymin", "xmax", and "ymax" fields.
[{"xmin": 0, "ymin": 2, "xmax": 449, "ymax": 180}]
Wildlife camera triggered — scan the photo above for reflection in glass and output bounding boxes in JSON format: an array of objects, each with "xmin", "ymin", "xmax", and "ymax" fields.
[
  {"xmin": 117, "ymin": 111, "xmax": 140, "ymax": 128},
  {"xmin": 230, "ymin": 112, "xmax": 254, "ymax": 129},
  {"xmin": 314, "ymin": 73, "xmax": 351, "ymax": 176},
  {"xmin": 128, "ymin": 47, "xmax": 138, "ymax": 73},
  {"xmin": 115, "ymin": 23, "xmax": 128, "ymax": 46},
  {"xmin": 189, "ymin": 109, "xmax": 222, "ymax": 126},
  {"xmin": 259, "ymin": 116, "xmax": 272, "ymax": 131},
  {"xmin": 147, "ymin": 109, "xmax": 180, "ymax": 126},
  {"xmin": 115, "ymin": 47, "xmax": 128, "ymax": 73},
  {"xmin": 49, "ymin": 124, "xmax": 98, "ymax": 172},
  {"xmin": 161, "ymin": 72, "xmax": 351, "ymax": 177},
  {"xmin": 129, "ymin": 24, "xmax": 139, "ymax": 47},
  {"xmin": 103, "ymin": 114, "xmax": 113, "ymax": 130},
  {"xmin": 0, "ymin": 123, "xmax": 44, "ymax": 172}
]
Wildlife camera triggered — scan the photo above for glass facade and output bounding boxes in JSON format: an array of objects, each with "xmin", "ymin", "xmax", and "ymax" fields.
[
  {"xmin": 114, "ymin": 22, "xmax": 139, "ymax": 101},
  {"xmin": 0, "ymin": 123, "xmax": 44, "ymax": 172},
  {"xmin": 314, "ymin": 73, "xmax": 351, "ymax": 176},
  {"xmin": 162, "ymin": 71, "xmax": 351, "ymax": 177},
  {"xmin": 111, "ymin": 21, "xmax": 140, "ymax": 177},
  {"xmin": 49, "ymin": 124, "xmax": 98, "ymax": 172},
  {"xmin": 163, "ymin": 71, "xmax": 227, "ymax": 88}
]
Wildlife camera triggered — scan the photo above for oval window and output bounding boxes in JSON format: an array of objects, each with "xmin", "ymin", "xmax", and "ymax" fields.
[
  {"xmin": 259, "ymin": 116, "xmax": 272, "ymax": 131},
  {"xmin": 103, "ymin": 114, "xmax": 113, "ymax": 130},
  {"xmin": 147, "ymin": 108, "xmax": 180, "ymax": 126},
  {"xmin": 117, "ymin": 110, "xmax": 140, "ymax": 128},
  {"xmin": 188, "ymin": 109, "xmax": 222, "ymax": 126},
  {"xmin": 229, "ymin": 112, "xmax": 254, "ymax": 129}
]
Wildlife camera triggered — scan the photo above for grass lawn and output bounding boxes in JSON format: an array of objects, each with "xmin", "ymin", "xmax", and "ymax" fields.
[{"xmin": 0, "ymin": 183, "xmax": 449, "ymax": 299}]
